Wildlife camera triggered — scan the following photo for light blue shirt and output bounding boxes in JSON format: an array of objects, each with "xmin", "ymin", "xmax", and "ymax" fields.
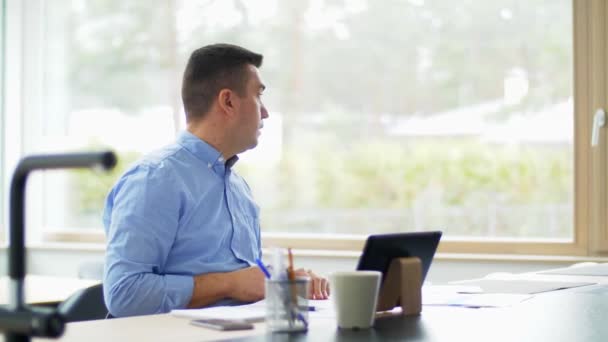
[{"xmin": 103, "ymin": 131, "xmax": 262, "ymax": 317}]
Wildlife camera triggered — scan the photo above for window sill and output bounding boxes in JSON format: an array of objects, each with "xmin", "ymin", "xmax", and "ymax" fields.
[
  {"xmin": 0, "ymin": 242, "xmax": 106, "ymax": 252},
  {"xmin": 39, "ymin": 229, "xmax": 608, "ymax": 262}
]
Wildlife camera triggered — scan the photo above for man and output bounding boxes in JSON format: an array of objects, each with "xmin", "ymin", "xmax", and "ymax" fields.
[{"xmin": 103, "ymin": 44, "xmax": 329, "ymax": 317}]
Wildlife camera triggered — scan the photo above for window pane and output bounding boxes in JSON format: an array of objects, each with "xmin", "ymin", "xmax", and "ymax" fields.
[
  {"xmin": 34, "ymin": 0, "xmax": 572, "ymax": 240},
  {"xmin": 0, "ymin": 0, "xmax": 5, "ymax": 233}
]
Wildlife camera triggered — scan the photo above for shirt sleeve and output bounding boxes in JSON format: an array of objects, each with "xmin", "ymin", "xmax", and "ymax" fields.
[{"xmin": 103, "ymin": 164, "xmax": 194, "ymax": 317}]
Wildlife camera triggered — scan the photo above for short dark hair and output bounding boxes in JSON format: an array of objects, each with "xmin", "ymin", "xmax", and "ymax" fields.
[{"xmin": 181, "ymin": 43, "xmax": 263, "ymax": 122}]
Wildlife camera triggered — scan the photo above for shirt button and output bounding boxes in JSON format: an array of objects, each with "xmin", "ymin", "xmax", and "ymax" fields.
[{"xmin": 207, "ymin": 163, "xmax": 212, "ymax": 168}]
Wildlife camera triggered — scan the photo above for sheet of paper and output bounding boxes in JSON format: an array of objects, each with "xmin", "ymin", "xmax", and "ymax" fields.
[
  {"xmin": 424, "ymin": 285, "xmax": 483, "ymax": 293},
  {"xmin": 571, "ymin": 284, "xmax": 608, "ymax": 294},
  {"xmin": 170, "ymin": 301, "xmax": 266, "ymax": 322},
  {"xmin": 170, "ymin": 299, "xmax": 336, "ymax": 322},
  {"xmin": 450, "ymin": 278, "xmax": 594, "ymax": 294},
  {"xmin": 424, "ymin": 292, "xmax": 533, "ymax": 308},
  {"xmin": 422, "ymin": 285, "xmax": 533, "ymax": 308},
  {"xmin": 308, "ymin": 299, "xmax": 335, "ymax": 319},
  {"xmin": 540, "ymin": 263, "xmax": 608, "ymax": 276}
]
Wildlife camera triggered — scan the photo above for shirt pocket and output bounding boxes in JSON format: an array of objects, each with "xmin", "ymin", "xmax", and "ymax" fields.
[{"xmin": 230, "ymin": 213, "xmax": 261, "ymax": 264}]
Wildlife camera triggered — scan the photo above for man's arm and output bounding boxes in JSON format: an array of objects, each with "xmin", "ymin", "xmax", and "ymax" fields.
[
  {"xmin": 187, "ymin": 266, "xmax": 266, "ymax": 308},
  {"xmin": 185, "ymin": 264, "xmax": 327, "ymax": 308},
  {"xmin": 104, "ymin": 166, "xmax": 192, "ymax": 317}
]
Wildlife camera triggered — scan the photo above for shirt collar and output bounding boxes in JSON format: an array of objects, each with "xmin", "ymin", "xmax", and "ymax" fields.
[
  {"xmin": 226, "ymin": 155, "xmax": 239, "ymax": 169},
  {"xmin": 177, "ymin": 131, "xmax": 239, "ymax": 169}
]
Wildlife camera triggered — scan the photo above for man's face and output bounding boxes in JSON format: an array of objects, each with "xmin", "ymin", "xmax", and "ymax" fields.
[{"xmin": 232, "ymin": 64, "xmax": 269, "ymax": 153}]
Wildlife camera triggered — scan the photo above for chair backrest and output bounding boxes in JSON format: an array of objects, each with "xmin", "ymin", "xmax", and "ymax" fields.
[{"xmin": 57, "ymin": 283, "xmax": 108, "ymax": 322}]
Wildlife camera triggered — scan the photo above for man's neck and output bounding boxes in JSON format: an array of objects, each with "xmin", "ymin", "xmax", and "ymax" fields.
[{"xmin": 186, "ymin": 122, "xmax": 235, "ymax": 160}]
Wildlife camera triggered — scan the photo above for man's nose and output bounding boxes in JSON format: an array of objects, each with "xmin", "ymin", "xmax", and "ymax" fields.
[{"xmin": 261, "ymin": 105, "xmax": 269, "ymax": 119}]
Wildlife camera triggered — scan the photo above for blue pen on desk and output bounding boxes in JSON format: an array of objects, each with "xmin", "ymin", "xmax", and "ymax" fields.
[{"xmin": 255, "ymin": 258, "xmax": 272, "ymax": 279}]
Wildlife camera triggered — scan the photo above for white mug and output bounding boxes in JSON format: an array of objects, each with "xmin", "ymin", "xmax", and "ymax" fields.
[{"xmin": 330, "ymin": 271, "xmax": 381, "ymax": 329}]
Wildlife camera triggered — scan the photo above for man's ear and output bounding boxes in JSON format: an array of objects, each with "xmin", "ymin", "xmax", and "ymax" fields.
[{"xmin": 217, "ymin": 89, "xmax": 235, "ymax": 116}]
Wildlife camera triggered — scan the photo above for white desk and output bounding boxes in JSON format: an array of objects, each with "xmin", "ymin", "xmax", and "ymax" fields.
[
  {"xmin": 37, "ymin": 313, "xmax": 267, "ymax": 342},
  {"xmin": 32, "ymin": 271, "xmax": 608, "ymax": 342},
  {"xmin": 0, "ymin": 275, "xmax": 99, "ymax": 305}
]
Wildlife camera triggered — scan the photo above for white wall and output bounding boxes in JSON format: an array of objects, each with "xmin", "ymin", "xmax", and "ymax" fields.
[{"xmin": 0, "ymin": 247, "xmax": 579, "ymax": 284}]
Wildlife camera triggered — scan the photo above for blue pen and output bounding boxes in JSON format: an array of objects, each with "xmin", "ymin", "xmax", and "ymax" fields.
[
  {"xmin": 255, "ymin": 258, "xmax": 272, "ymax": 279},
  {"xmin": 297, "ymin": 312, "xmax": 309, "ymax": 328},
  {"xmin": 297, "ymin": 305, "xmax": 316, "ymax": 311}
]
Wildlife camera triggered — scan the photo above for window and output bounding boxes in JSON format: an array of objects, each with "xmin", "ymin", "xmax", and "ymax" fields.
[
  {"xmin": 9, "ymin": 0, "xmax": 608, "ymax": 255},
  {"xmin": 0, "ymin": 0, "xmax": 5, "ymax": 237}
]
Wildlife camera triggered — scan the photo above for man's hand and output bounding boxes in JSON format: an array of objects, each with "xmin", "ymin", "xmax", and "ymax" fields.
[
  {"xmin": 295, "ymin": 268, "xmax": 330, "ymax": 300},
  {"xmin": 226, "ymin": 266, "xmax": 266, "ymax": 302}
]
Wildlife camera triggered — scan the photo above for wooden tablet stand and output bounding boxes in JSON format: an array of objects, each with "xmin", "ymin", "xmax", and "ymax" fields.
[{"xmin": 376, "ymin": 257, "xmax": 422, "ymax": 316}]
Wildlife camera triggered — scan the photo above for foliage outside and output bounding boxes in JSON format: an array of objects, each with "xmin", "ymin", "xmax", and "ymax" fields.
[
  {"xmin": 33, "ymin": 0, "xmax": 574, "ymax": 240},
  {"xmin": 71, "ymin": 139, "xmax": 572, "ymax": 239}
]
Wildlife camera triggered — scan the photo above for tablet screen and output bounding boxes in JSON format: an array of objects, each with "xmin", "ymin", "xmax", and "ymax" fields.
[{"xmin": 356, "ymin": 231, "xmax": 442, "ymax": 284}]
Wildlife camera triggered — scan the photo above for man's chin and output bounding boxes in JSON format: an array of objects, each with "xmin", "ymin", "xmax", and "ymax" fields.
[{"xmin": 245, "ymin": 140, "xmax": 259, "ymax": 151}]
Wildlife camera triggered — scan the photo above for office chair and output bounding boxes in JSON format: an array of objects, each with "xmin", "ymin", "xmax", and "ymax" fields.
[{"xmin": 57, "ymin": 283, "xmax": 108, "ymax": 322}]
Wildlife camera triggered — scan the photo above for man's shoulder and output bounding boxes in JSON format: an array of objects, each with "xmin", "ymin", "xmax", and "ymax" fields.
[
  {"xmin": 118, "ymin": 144, "xmax": 184, "ymax": 182},
  {"xmin": 129, "ymin": 143, "xmax": 188, "ymax": 171},
  {"xmin": 141, "ymin": 143, "xmax": 183, "ymax": 165}
]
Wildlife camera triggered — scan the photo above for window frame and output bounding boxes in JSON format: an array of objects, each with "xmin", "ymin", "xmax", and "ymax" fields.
[
  {"xmin": 584, "ymin": 0, "xmax": 608, "ymax": 255},
  {"xmin": 11, "ymin": 0, "xmax": 608, "ymax": 257},
  {"xmin": 2, "ymin": 0, "xmax": 26, "ymax": 243}
]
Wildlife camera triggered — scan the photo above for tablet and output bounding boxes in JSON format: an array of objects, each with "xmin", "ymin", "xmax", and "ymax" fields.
[{"xmin": 356, "ymin": 231, "xmax": 442, "ymax": 284}]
